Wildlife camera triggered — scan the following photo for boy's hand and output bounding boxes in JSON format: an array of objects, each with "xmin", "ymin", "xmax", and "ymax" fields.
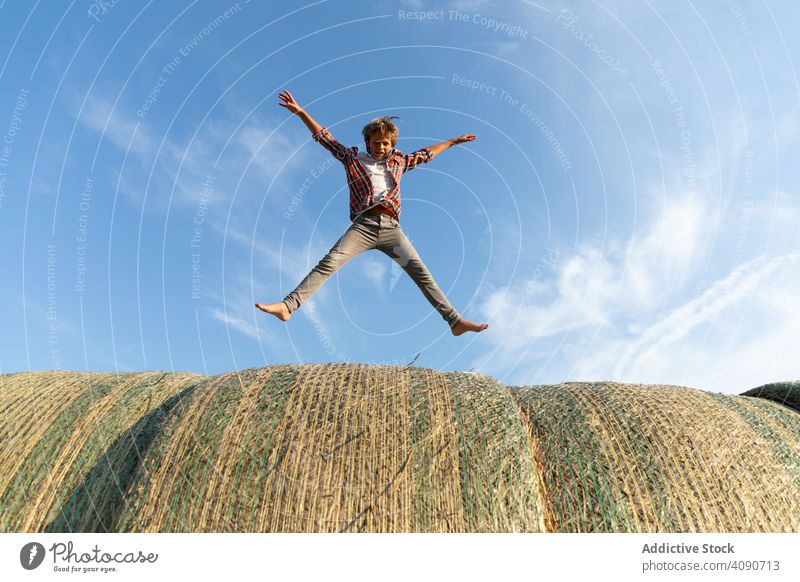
[
  {"xmin": 278, "ymin": 89, "xmax": 304, "ymax": 115},
  {"xmin": 427, "ymin": 134, "xmax": 477, "ymax": 158},
  {"xmin": 280, "ymin": 89, "xmax": 324, "ymax": 135},
  {"xmin": 451, "ymin": 134, "xmax": 476, "ymax": 145}
]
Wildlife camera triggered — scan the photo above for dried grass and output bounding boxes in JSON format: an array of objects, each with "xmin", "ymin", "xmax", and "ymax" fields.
[
  {"xmin": 511, "ymin": 381, "xmax": 800, "ymax": 532},
  {"xmin": 742, "ymin": 381, "xmax": 800, "ymax": 413},
  {"xmin": 2, "ymin": 367, "xmax": 798, "ymax": 532}
]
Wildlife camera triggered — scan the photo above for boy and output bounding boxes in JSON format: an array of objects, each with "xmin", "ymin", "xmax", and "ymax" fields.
[{"xmin": 256, "ymin": 89, "xmax": 489, "ymax": 336}]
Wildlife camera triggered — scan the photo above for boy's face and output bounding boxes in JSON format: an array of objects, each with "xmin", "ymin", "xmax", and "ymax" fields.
[{"xmin": 367, "ymin": 132, "xmax": 394, "ymax": 160}]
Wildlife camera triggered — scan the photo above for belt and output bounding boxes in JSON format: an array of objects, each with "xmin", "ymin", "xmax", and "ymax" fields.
[{"xmin": 365, "ymin": 205, "xmax": 396, "ymax": 219}]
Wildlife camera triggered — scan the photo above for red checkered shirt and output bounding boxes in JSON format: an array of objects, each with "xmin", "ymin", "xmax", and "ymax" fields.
[{"xmin": 312, "ymin": 127, "xmax": 433, "ymax": 222}]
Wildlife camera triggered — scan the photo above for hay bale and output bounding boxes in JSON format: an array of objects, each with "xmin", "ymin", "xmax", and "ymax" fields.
[
  {"xmin": 1, "ymin": 366, "xmax": 798, "ymax": 532},
  {"xmin": 510, "ymin": 381, "xmax": 800, "ymax": 532},
  {"xmin": 741, "ymin": 381, "xmax": 800, "ymax": 414},
  {"xmin": 115, "ymin": 365, "xmax": 544, "ymax": 532},
  {"xmin": 0, "ymin": 371, "xmax": 203, "ymax": 532}
]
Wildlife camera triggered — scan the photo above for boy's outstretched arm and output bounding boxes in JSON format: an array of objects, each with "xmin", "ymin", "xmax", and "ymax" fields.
[
  {"xmin": 427, "ymin": 134, "xmax": 476, "ymax": 159},
  {"xmin": 279, "ymin": 89, "xmax": 350, "ymax": 162},
  {"xmin": 278, "ymin": 89, "xmax": 322, "ymax": 135},
  {"xmin": 402, "ymin": 134, "xmax": 475, "ymax": 173}
]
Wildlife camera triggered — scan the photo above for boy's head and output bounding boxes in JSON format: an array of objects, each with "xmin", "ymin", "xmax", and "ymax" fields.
[{"xmin": 362, "ymin": 116, "xmax": 400, "ymax": 160}]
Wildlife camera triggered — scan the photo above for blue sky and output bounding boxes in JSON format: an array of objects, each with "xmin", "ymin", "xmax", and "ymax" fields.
[{"xmin": 1, "ymin": 0, "xmax": 798, "ymax": 394}]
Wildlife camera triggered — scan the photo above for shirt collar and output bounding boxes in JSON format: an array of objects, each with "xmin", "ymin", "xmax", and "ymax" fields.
[{"xmin": 360, "ymin": 148, "xmax": 398, "ymax": 162}]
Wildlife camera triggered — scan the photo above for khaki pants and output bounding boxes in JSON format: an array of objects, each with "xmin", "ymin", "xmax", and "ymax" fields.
[{"xmin": 283, "ymin": 213, "xmax": 462, "ymax": 327}]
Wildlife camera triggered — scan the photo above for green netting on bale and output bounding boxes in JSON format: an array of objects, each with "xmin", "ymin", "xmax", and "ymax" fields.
[
  {"xmin": 1, "ymin": 374, "xmax": 121, "ymax": 531},
  {"xmin": 510, "ymin": 382, "xmax": 800, "ymax": 532},
  {"xmin": 511, "ymin": 383, "xmax": 640, "ymax": 532},
  {"xmin": 116, "ymin": 369, "xmax": 268, "ymax": 531},
  {"xmin": 708, "ymin": 394, "xmax": 800, "ymax": 491},
  {"xmin": 741, "ymin": 381, "xmax": 800, "ymax": 414},
  {"xmin": 46, "ymin": 379, "xmax": 198, "ymax": 532},
  {"xmin": 0, "ymin": 371, "xmax": 203, "ymax": 532},
  {"xmin": 446, "ymin": 373, "xmax": 544, "ymax": 532},
  {"xmin": 114, "ymin": 374, "xmax": 207, "ymax": 532},
  {"xmin": 407, "ymin": 367, "xmax": 463, "ymax": 531},
  {"xmin": 2, "ymin": 367, "xmax": 799, "ymax": 533},
  {"xmin": 115, "ymin": 365, "xmax": 545, "ymax": 532}
]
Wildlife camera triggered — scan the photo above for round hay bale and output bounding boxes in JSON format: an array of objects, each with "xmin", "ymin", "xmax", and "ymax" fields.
[
  {"xmin": 741, "ymin": 381, "xmax": 800, "ymax": 414},
  {"xmin": 115, "ymin": 364, "xmax": 545, "ymax": 533},
  {"xmin": 1, "ymin": 366, "xmax": 798, "ymax": 532},
  {"xmin": 0, "ymin": 370, "xmax": 203, "ymax": 532},
  {"xmin": 511, "ymin": 381, "xmax": 800, "ymax": 532}
]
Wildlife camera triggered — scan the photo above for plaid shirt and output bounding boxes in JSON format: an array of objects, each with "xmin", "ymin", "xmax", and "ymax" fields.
[{"xmin": 312, "ymin": 127, "xmax": 433, "ymax": 222}]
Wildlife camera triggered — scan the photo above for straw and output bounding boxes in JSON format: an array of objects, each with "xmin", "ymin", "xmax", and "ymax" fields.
[{"xmin": 2, "ymin": 367, "xmax": 798, "ymax": 532}]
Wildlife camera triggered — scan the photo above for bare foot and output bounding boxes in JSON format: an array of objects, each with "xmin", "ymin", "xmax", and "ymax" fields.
[
  {"xmin": 450, "ymin": 318, "xmax": 490, "ymax": 336},
  {"xmin": 255, "ymin": 301, "xmax": 292, "ymax": 322}
]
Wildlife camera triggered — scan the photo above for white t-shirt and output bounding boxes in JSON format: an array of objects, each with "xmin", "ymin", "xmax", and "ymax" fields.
[{"xmin": 356, "ymin": 151, "xmax": 393, "ymax": 207}]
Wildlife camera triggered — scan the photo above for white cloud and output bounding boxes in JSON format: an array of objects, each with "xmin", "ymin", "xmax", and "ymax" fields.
[
  {"xmin": 229, "ymin": 121, "xmax": 310, "ymax": 181},
  {"xmin": 361, "ymin": 255, "xmax": 388, "ymax": 294},
  {"xmin": 478, "ymin": 249, "xmax": 800, "ymax": 394},
  {"xmin": 474, "ymin": 177, "xmax": 800, "ymax": 393},
  {"xmin": 609, "ymin": 252, "xmax": 799, "ymax": 382},
  {"xmin": 206, "ymin": 273, "xmax": 285, "ymax": 349},
  {"xmin": 464, "ymin": 1, "xmax": 800, "ymax": 393},
  {"xmin": 75, "ymin": 95, "xmax": 310, "ymax": 209},
  {"xmin": 19, "ymin": 296, "xmax": 80, "ymax": 338},
  {"xmin": 219, "ymin": 221, "xmax": 335, "ymax": 296},
  {"xmin": 480, "ymin": 185, "xmax": 715, "ymax": 346},
  {"xmin": 79, "ymin": 96, "xmax": 156, "ymax": 158},
  {"xmin": 208, "ymin": 307, "xmax": 261, "ymax": 340}
]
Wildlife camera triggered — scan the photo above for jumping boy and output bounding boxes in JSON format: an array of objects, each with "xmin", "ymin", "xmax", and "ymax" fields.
[{"xmin": 256, "ymin": 89, "xmax": 489, "ymax": 336}]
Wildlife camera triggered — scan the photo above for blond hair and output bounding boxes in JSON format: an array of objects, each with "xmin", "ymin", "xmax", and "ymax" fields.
[{"xmin": 362, "ymin": 116, "xmax": 400, "ymax": 148}]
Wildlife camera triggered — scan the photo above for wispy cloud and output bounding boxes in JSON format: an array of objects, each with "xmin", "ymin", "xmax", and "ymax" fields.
[
  {"xmin": 565, "ymin": 250, "xmax": 800, "ymax": 392},
  {"xmin": 362, "ymin": 255, "xmax": 388, "ymax": 294},
  {"xmin": 473, "ymin": 185, "xmax": 800, "ymax": 393},
  {"xmin": 74, "ymin": 94, "xmax": 310, "ymax": 209},
  {"xmin": 205, "ymin": 270, "xmax": 286, "ymax": 349},
  {"xmin": 79, "ymin": 96, "xmax": 156, "ymax": 158},
  {"xmin": 208, "ymin": 306, "xmax": 260, "ymax": 340},
  {"xmin": 218, "ymin": 220, "xmax": 337, "ymax": 297},
  {"xmin": 479, "ymin": 182, "xmax": 716, "ymax": 349}
]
